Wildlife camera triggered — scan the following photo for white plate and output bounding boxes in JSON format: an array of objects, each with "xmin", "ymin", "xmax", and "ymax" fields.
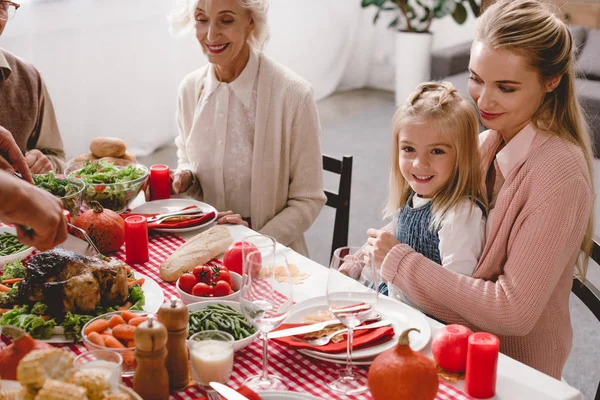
[
  {"xmin": 130, "ymin": 199, "xmax": 217, "ymax": 233},
  {"xmin": 0, "ymin": 380, "xmax": 142, "ymax": 399},
  {"xmin": 284, "ymin": 295, "xmax": 431, "ymax": 361},
  {"xmin": 187, "ymin": 300, "xmax": 259, "ymax": 351},
  {"xmin": 0, "ymin": 227, "xmax": 34, "ymax": 267},
  {"xmin": 45, "ymin": 270, "xmax": 163, "ymax": 343},
  {"xmin": 259, "ymin": 391, "xmax": 323, "ymax": 400},
  {"xmin": 297, "ymin": 349, "xmax": 375, "ymax": 366}
]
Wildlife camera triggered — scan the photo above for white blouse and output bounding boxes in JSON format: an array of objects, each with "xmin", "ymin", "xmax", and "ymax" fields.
[{"xmin": 179, "ymin": 49, "xmax": 259, "ymax": 218}]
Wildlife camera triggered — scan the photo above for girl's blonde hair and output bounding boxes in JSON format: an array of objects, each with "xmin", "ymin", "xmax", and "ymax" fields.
[
  {"xmin": 167, "ymin": 0, "xmax": 270, "ymax": 51},
  {"xmin": 386, "ymin": 82, "xmax": 484, "ymax": 230},
  {"xmin": 476, "ymin": 0, "xmax": 595, "ymax": 280}
]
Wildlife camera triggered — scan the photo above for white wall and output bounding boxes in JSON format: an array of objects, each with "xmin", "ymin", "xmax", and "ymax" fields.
[{"xmin": 1, "ymin": 0, "xmax": 477, "ymax": 160}]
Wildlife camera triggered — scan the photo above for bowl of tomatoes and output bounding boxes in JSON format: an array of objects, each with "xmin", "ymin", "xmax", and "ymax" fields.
[{"xmin": 176, "ymin": 264, "xmax": 242, "ymax": 305}]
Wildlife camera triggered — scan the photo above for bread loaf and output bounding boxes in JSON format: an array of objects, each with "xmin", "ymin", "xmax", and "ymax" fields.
[
  {"xmin": 160, "ymin": 226, "xmax": 233, "ymax": 282},
  {"xmin": 90, "ymin": 137, "xmax": 127, "ymax": 158},
  {"xmin": 70, "ymin": 153, "xmax": 97, "ymax": 165}
]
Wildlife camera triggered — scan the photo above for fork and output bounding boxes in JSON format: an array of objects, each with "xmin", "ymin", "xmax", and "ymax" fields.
[
  {"xmin": 292, "ymin": 320, "xmax": 392, "ymax": 346},
  {"xmin": 67, "ymin": 223, "xmax": 103, "ymax": 256}
]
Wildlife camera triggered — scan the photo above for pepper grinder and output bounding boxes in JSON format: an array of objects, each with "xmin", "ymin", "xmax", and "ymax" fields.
[
  {"xmin": 133, "ymin": 315, "xmax": 170, "ymax": 400},
  {"xmin": 157, "ymin": 297, "xmax": 190, "ymax": 390}
]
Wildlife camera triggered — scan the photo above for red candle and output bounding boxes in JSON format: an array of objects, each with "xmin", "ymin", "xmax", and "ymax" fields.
[
  {"xmin": 465, "ymin": 332, "xmax": 500, "ymax": 399},
  {"xmin": 149, "ymin": 164, "xmax": 171, "ymax": 200},
  {"xmin": 124, "ymin": 216, "xmax": 149, "ymax": 264}
]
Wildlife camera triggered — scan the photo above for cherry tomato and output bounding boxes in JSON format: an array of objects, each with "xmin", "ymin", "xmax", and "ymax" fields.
[
  {"xmin": 216, "ymin": 270, "xmax": 232, "ymax": 286},
  {"xmin": 191, "ymin": 282, "xmax": 212, "ymax": 297},
  {"xmin": 211, "ymin": 281, "xmax": 232, "ymax": 297},
  {"xmin": 178, "ymin": 273, "xmax": 197, "ymax": 294},
  {"xmin": 193, "ymin": 265, "xmax": 214, "ymax": 284}
]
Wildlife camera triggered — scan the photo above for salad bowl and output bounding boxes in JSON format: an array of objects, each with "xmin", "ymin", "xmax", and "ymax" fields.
[
  {"xmin": 65, "ymin": 160, "xmax": 149, "ymax": 213},
  {"xmin": 33, "ymin": 173, "xmax": 85, "ymax": 219}
]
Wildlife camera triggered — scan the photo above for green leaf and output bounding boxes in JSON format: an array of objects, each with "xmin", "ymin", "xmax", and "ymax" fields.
[
  {"xmin": 373, "ymin": 9, "xmax": 381, "ymax": 24},
  {"xmin": 388, "ymin": 17, "xmax": 399, "ymax": 28},
  {"xmin": 361, "ymin": 0, "xmax": 375, "ymax": 7},
  {"xmin": 433, "ymin": 0, "xmax": 456, "ymax": 18},
  {"xmin": 452, "ymin": 2, "xmax": 468, "ymax": 24},
  {"xmin": 466, "ymin": 0, "xmax": 480, "ymax": 16}
]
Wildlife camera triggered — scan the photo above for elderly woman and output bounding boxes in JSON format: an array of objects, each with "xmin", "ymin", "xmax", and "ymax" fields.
[{"xmin": 167, "ymin": 0, "xmax": 325, "ymax": 256}]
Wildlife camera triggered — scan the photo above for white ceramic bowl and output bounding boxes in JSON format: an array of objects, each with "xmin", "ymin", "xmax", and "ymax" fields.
[
  {"xmin": 187, "ymin": 300, "xmax": 259, "ymax": 351},
  {"xmin": 176, "ymin": 271, "xmax": 242, "ymax": 305},
  {"xmin": 0, "ymin": 227, "xmax": 34, "ymax": 268}
]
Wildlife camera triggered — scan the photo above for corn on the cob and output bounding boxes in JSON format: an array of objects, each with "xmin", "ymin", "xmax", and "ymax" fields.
[
  {"xmin": 17, "ymin": 349, "xmax": 75, "ymax": 390},
  {"xmin": 34, "ymin": 379, "xmax": 86, "ymax": 400},
  {"xmin": 70, "ymin": 370, "xmax": 108, "ymax": 400}
]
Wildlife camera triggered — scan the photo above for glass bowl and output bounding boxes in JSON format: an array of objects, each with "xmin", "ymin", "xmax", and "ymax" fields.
[
  {"xmin": 65, "ymin": 160, "xmax": 149, "ymax": 213},
  {"xmin": 33, "ymin": 173, "xmax": 85, "ymax": 219},
  {"xmin": 81, "ymin": 310, "xmax": 150, "ymax": 377}
]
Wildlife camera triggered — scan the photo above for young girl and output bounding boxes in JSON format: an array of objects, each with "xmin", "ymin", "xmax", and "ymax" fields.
[{"xmin": 342, "ymin": 81, "xmax": 487, "ymax": 298}]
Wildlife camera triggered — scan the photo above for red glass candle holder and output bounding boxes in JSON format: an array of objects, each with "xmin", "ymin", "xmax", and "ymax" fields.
[
  {"xmin": 465, "ymin": 332, "xmax": 500, "ymax": 399},
  {"xmin": 149, "ymin": 164, "xmax": 171, "ymax": 201},
  {"xmin": 124, "ymin": 215, "xmax": 149, "ymax": 264}
]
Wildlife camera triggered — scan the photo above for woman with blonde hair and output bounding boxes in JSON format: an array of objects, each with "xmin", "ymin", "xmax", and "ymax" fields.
[
  {"xmin": 342, "ymin": 81, "xmax": 486, "ymax": 302},
  {"xmin": 368, "ymin": 0, "xmax": 594, "ymax": 379},
  {"xmin": 165, "ymin": 0, "xmax": 326, "ymax": 256}
]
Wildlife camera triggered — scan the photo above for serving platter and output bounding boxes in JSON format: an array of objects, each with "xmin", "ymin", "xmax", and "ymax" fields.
[{"xmin": 0, "ymin": 380, "xmax": 142, "ymax": 399}]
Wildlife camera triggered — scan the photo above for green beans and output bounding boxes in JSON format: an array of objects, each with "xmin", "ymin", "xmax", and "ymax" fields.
[
  {"xmin": 188, "ymin": 304, "xmax": 256, "ymax": 341},
  {"xmin": 0, "ymin": 233, "xmax": 29, "ymax": 256}
]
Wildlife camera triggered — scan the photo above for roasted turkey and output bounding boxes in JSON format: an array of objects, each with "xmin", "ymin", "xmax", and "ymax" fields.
[{"xmin": 17, "ymin": 248, "xmax": 129, "ymax": 315}]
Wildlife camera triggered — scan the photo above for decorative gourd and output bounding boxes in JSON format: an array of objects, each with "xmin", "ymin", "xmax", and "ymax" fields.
[
  {"xmin": 74, "ymin": 201, "xmax": 125, "ymax": 253},
  {"xmin": 0, "ymin": 326, "xmax": 53, "ymax": 380},
  {"xmin": 368, "ymin": 328, "xmax": 439, "ymax": 400}
]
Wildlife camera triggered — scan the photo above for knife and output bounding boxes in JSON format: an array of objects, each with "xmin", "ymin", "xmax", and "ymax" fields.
[
  {"xmin": 268, "ymin": 319, "xmax": 341, "ymax": 339},
  {"xmin": 145, "ymin": 208, "xmax": 204, "ymax": 223},
  {"xmin": 209, "ymin": 382, "xmax": 249, "ymax": 400}
]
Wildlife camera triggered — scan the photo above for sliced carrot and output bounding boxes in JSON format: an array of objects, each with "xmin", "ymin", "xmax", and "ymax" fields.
[
  {"xmin": 128, "ymin": 316, "xmax": 148, "ymax": 327},
  {"xmin": 112, "ymin": 324, "xmax": 136, "ymax": 341},
  {"xmin": 117, "ymin": 302, "xmax": 133, "ymax": 311},
  {"xmin": 87, "ymin": 331, "xmax": 105, "ymax": 347},
  {"xmin": 0, "ymin": 284, "xmax": 10, "ymax": 293},
  {"xmin": 126, "ymin": 340, "xmax": 135, "ymax": 348},
  {"xmin": 84, "ymin": 319, "xmax": 110, "ymax": 336},
  {"xmin": 101, "ymin": 329, "xmax": 111, "ymax": 335},
  {"xmin": 0, "ymin": 308, "xmax": 12, "ymax": 314},
  {"xmin": 41, "ymin": 316, "xmax": 51, "ymax": 321},
  {"xmin": 127, "ymin": 278, "xmax": 135, "ymax": 283},
  {"xmin": 104, "ymin": 335, "xmax": 126, "ymax": 349},
  {"xmin": 1, "ymin": 278, "xmax": 23, "ymax": 285},
  {"xmin": 108, "ymin": 314, "xmax": 126, "ymax": 329},
  {"xmin": 120, "ymin": 310, "xmax": 137, "ymax": 322},
  {"xmin": 122, "ymin": 349, "xmax": 135, "ymax": 366},
  {"xmin": 127, "ymin": 278, "xmax": 145, "ymax": 288},
  {"xmin": 125, "ymin": 265, "xmax": 131, "ymax": 274}
]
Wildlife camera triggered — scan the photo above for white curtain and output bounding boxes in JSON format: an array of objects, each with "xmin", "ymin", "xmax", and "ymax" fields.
[{"xmin": 1, "ymin": 0, "xmax": 475, "ymax": 159}]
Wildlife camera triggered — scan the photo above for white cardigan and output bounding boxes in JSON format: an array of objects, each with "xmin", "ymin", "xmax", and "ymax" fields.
[{"xmin": 175, "ymin": 53, "xmax": 326, "ymax": 256}]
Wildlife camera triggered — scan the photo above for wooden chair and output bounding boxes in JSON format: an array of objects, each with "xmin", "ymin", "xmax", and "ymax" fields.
[
  {"xmin": 571, "ymin": 238, "xmax": 600, "ymax": 400},
  {"xmin": 323, "ymin": 155, "xmax": 353, "ymax": 260}
]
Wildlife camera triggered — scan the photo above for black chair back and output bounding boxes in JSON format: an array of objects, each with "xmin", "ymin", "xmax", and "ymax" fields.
[
  {"xmin": 571, "ymin": 238, "xmax": 600, "ymax": 400},
  {"xmin": 323, "ymin": 155, "xmax": 353, "ymax": 260}
]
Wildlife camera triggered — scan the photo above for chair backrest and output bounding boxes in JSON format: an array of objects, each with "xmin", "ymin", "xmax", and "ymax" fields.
[
  {"xmin": 571, "ymin": 238, "xmax": 600, "ymax": 400},
  {"xmin": 323, "ymin": 155, "xmax": 353, "ymax": 260}
]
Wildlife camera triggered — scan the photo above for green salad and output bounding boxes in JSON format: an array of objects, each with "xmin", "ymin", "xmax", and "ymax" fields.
[
  {"xmin": 0, "ymin": 232, "xmax": 30, "ymax": 256},
  {"xmin": 69, "ymin": 161, "xmax": 147, "ymax": 212},
  {"xmin": 33, "ymin": 172, "xmax": 83, "ymax": 217},
  {"xmin": 0, "ymin": 260, "xmax": 145, "ymax": 341}
]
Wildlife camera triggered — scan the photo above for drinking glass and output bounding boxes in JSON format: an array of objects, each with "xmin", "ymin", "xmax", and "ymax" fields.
[
  {"xmin": 239, "ymin": 249, "xmax": 293, "ymax": 392},
  {"xmin": 73, "ymin": 350, "xmax": 123, "ymax": 393},
  {"xmin": 327, "ymin": 246, "xmax": 378, "ymax": 395},
  {"xmin": 189, "ymin": 330, "xmax": 235, "ymax": 399},
  {"xmin": 241, "ymin": 234, "xmax": 276, "ymax": 272}
]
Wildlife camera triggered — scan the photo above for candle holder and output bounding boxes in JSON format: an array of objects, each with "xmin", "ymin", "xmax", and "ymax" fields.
[
  {"xmin": 149, "ymin": 164, "xmax": 171, "ymax": 201},
  {"xmin": 124, "ymin": 215, "xmax": 149, "ymax": 264},
  {"xmin": 465, "ymin": 332, "xmax": 500, "ymax": 399}
]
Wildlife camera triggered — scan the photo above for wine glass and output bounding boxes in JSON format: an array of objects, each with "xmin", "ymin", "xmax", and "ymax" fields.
[
  {"xmin": 241, "ymin": 234, "xmax": 276, "ymax": 269},
  {"xmin": 239, "ymin": 249, "xmax": 293, "ymax": 392},
  {"xmin": 327, "ymin": 246, "xmax": 378, "ymax": 395},
  {"xmin": 188, "ymin": 331, "xmax": 235, "ymax": 400}
]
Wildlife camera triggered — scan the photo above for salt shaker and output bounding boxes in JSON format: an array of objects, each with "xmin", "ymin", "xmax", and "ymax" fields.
[
  {"xmin": 157, "ymin": 297, "xmax": 190, "ymax": 390},
  {"xmin": 133, "ymin": 315, "xmax": 170, "ymax": 400}
]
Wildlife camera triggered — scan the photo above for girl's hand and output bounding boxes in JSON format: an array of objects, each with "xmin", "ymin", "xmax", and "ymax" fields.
[
  {"xmin": 25, "ymin": 150, "xmax": 53, "ymax": 174},
  {"xmin": 367, "ymin": 229, "xmax": 400, "ymax": 267},
  {"xmin": 217, "ymin": 211, "xmax": 248, "ymax": 227}
]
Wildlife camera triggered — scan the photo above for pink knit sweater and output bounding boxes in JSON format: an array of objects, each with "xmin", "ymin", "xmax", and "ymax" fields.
[{"xmin": 381, "ymin": 127, "xmax": 593, "ymax": 379}]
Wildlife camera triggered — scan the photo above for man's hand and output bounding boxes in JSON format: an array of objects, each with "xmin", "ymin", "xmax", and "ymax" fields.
[
  {"xmin": 366, "ymin": 229, "xmax": 400, "ymax": 267},
  {"xmin": 25, "ymin": 149, "xmax": 53, "ymax": 174},
  {"xmin": 0, "ymin": 126, "xmax": 32, "ymax": 183}
]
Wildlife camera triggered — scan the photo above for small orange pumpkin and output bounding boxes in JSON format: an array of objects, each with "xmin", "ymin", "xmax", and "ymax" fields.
[
  {"xmin": 74, "ymin": 201, "xmax": 125, "ymax": 253},
  {"xmin": 368, "ymin": 328, "xmax": 439, "ymax": 400}
]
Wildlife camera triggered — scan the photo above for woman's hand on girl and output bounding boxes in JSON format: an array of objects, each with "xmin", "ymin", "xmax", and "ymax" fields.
[
  {"xmin": 367, "ymin": 229, "xmax": 400, "ymax": 267},
  {"xmin": 217, "ymin": 211, "xmax": 248, "ymax": 227}
]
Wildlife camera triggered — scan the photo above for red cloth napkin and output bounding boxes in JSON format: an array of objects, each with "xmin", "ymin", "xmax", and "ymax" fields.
[
  {"xmin": 193, "ymin": 385, "xmax": 262, "ymax": 400},
  {"xmin": 271, "ymin": 323, "xmax": 395, "ymax": 353},
  {"xmin": 120, "ymin": 208, "xmax": 216, "ymax": 230}
]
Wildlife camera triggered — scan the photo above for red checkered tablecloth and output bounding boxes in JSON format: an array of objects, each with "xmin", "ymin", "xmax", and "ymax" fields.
[{"xmin": 2, "ymin": 230, "xmax": 472, "ymax": 400}]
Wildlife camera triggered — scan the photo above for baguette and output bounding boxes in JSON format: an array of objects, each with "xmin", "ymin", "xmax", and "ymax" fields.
[{"xmin": 160, "ymin": 226, "xmax": 233, "ymax": 282}]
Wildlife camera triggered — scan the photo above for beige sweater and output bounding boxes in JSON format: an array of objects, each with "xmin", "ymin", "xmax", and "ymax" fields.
[
  {"xmin": 175, "ymin": 53, "xmax": 326, "ymax": 256},
  {"xmin": 381, "ymin": 128, "xmax": 593, "ymax": 379}
]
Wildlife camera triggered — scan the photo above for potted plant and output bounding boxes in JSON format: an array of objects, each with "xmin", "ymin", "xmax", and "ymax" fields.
[{"xmin": 361, "ymin": 0, "xmax": 480, "ymax": 105}]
